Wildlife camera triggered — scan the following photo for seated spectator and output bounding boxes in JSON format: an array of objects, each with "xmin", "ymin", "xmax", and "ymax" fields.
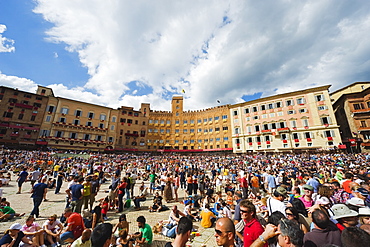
[
  {"xmin": 341, "ymin": 226, "xmax": 370, "ymax": 247},
  {"xmin": 200, "ymin": 204, "xmax": 216, "ymax": 228},
  {"xmin": 133, "ymin": 184, "xmax": 148, "ymax": 210},
  {"xmin": 43, "ymin": 214, "xmax": 64, "ymax": 247},
  {"xmin": 303, "ymin": 209, "xmax": 341, "ymax": 247},
  {"xmin": 133, "ymin": 216, "xmax": 153, "ymax": 246},
  {"xmin": 184, "ymin": 201, "xmax": 199, "ymax": 221},
  {"xmin": 332, "ymin": 204, "xmax": 359, "ymax": 232},
  {"xmin": 71, "ymin": 229, "xmax": 92, "ymax": 247},
  {"xmin": 116, "ymin": 229, "xmax": 134, "ymax": 247},
  {"xmin": 91, "ymin": 206, "xmax": 104, "ymax": 230},
  {"xmin": 60, "ymin": 208, "xmax": 86, "ymax": 244},
  {"xmin": 168, "ymin": 206, "xmax": 186, "ymax": 226},
  {"xmin": 113, "ymin": 214, "xmax": 129, "ymax": 237},
  {"xmin": 21, "ymin": 215, "xmax": 45, "ymax": 247},
  {"xmin": 0, "ymin": 223, "xmax": 35, "ymax": 247},
  {"xmin": 0, "ymin": 204, "xmax": 24, "ymax": 221},
  {"xmin": 149, "ymin": 192, "xmax": 163, "ymax": 212}
]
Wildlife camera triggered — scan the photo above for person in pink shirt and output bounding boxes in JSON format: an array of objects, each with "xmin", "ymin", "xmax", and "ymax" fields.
[
  {"xmin": 299, "ymin": 184, "xmax": 314, "ymax": 209},
  {"xmin": 21, "ymin": 215, "xmax": 45, "ymax": 247}
]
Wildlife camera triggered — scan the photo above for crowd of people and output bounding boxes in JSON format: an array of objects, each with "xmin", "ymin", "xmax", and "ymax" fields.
[{"xmin": 0, "ymin": 150, "xmax": 370, "ymax": 246}]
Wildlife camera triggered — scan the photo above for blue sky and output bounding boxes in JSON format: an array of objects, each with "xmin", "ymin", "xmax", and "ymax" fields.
[{"xmin": 1, "ymin": 1, "xmax": 370, "ymax": 111}]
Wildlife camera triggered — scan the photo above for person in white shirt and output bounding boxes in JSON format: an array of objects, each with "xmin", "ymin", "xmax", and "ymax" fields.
[{"xmin": 267, "ymin": 187, "xmax": 288, "ymax": 217}]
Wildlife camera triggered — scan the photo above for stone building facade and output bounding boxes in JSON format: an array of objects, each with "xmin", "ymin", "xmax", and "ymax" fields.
[
  {"xmin": 230, "ymin": 85, "xmax": 341, "ymax": 153},
  {"xmin": 0, "ymin": 86, "xmax": 48, "ymax": 148},
  {"xmin": 331, "ymin": 82, "xmax": 370, "ymax": 152}
]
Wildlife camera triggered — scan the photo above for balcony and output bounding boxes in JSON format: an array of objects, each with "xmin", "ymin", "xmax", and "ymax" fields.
[
  {"xmin": 277, "ymin": 127, "xmax": 290, "ymax": 132},
  {"xmin": 125, "ymin": 133, "xmax": 139, "ymax": 137},
  {"xmin": 10, "ymin": 133, "xmax": 19, "ymax": 137},
  {"xmin": 15, "ymin": 103, "xmax": 34, "ymax": 109},
  {"xmin": 352, "ymin": 108, "xmax": 370, "ymax": 114}
]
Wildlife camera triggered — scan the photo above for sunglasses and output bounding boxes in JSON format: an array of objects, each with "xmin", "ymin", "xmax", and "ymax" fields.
[
  {"xmin": 48, "ymin": 219, "xmax": 55, "ymax": 221},
  {"xmin": 286, "ymin": 213, "xmax": 294, "ymax": 216},
  {"xmin": 240, "ymin": 209, "xmax": 250, "ymax": 214},
  {"xmin": 215, "ymin": 229, "xmax": 232, "ymax": 235}
]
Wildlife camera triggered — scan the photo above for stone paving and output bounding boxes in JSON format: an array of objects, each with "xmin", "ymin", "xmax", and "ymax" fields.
[{"xmin": 0, "ymin": 175, "xmax": 218, "ymax": 247}]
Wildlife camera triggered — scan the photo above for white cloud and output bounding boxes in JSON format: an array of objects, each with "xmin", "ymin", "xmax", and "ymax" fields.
[
  {"xmin": 0, "ymin": 24, "xmax": 15, "ymax": 53},
  {"xmin": 0, "ymin": 72, "xmax": 37, "ymax": 91},
  {"xmin": 7, "ymin": 0, "xmax": 370, "ymax": 111}
]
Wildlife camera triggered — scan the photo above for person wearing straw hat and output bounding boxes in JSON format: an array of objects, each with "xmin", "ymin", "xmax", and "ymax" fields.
[
  {"xmin": 331, "ymin": 204, "xmax": 359, "ymax": 232},
  {"xmin": 0, "ymin": 223, "xmax": 35, "ymax": 247},
  {"xmin": 358, "ymin": 207, "xmax": 370, "ymax": 225}
]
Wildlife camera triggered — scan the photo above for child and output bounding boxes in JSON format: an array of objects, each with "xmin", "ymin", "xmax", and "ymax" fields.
[{"xmin": 100, "ymin": 197, "xmax": 109, "ymax": 221}]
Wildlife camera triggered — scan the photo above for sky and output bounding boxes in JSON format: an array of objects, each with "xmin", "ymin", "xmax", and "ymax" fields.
[{"xmin": 1, "ymin": 0, "xmax": 370, "ymax": 111}]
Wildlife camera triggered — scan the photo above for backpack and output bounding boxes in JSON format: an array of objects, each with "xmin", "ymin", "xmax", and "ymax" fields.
[{"xmin": 124, "ymin": 199, "xmax": 132, "ymax": 208}]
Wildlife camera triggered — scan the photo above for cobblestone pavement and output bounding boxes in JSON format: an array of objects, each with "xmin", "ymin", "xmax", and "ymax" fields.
[{"xmin": 0, "ymin": 175, "xmax": 218, "ymax": 247}]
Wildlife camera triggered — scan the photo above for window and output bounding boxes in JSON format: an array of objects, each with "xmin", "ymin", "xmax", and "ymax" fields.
[
  {"xmin": 214, "ymin": 116, "xmax": 220, "ymax": 120},
  {"xmin": 299, "ymin": 108, "xmax": 307, "ymax": 113},
  {"xmin": 75, "ymin": 110, "xmax": 82, "ymax": 117},
  {"xmin": 160, "ymin": 129, "xmax": 164, "ymax": 133},
  {"xmin": 86, "ymin": 121, "xmax": 92, "ymax": 126},
  {"xmin": 198, "ymin": 139, "xmax": 202, "ymax": 143},
  {"xmin": 110, "ymin": 125, "xmax": 115, "ymax": 131},
  {"xmin": 277, "ymin": 111, "xmax": 283, "ymax": 116},
  {"xmin": 318, "ymin": 106, "xmax": 328, "ymax": 111},
  {"xmin": 222, "ymin": 115, "xmax": 228, "ymax": 119},
  {"xmin": 321, "ymin": 117, "xmax": 331, "ymax": 125},
  {"xmin": 198, "ymin": 119, "xmax": 202, "ymax": 123},
  {"xmin": 198, "ymin": 128, "xmax": 202, "ymax": 132},
  {"xmin": 183, "ymin": 129, "xmax": 188, "ymax": 133},
  {"xmin": 281, "ymin": 134, "xmax": 287, "ymax": 140},
  {"xmin": 47, "ymin": 106, "xmax": 55, "ymax": 113},
  {"xmin": 61, "ymin": 108, "xmax": 69, "ymax": 114},
  {"xmin": 263, "ymin": 124, "xmax": 269, "ymax": 130},
  {"xmin": 292, "ymin": 133, "xmax": 300, "ymax": 139},
  {"xmin": 286, "ymin": 99, "xmax": 294, "ymax": 106},
  {"xmin": 223, "ymin": 137, "xmax": 229, "ymax": 141},
  {"xmin": 276, "ymin": 102, "xmax": 282, "ymax": 108},
  {"xmin": 290, "ymin": 120, "xmax": 297, "ymax": 128},
  {"xmin": 209, "ymin": 117, "xmax": 213, "ymax": 121},
  {"xmin": 175, "ymin": 129, "xmax": 179, "ymax": 133},
  {"xmin": 30, "ymin": 115, "xmax": 36, "ymax": 121},
  {"xmin": 112, "ymin": 116, "xmax": 116, "ymax": 122},
  {"xmin": 304, "ymin": 132, "xmax": 311, "ymax": 139},
  {"xmin": 297, "ymin": 98, "xmax": 305, "ymax": 104},
  {"xmin": 215, "ymin": 127, "xmax": 220, "ymax": 131},
  {"xmin": 40, "ymin": 130, "xmax": 50, "ymax": 136},
  {"xmin": 45, "ymin": 116, "xmax": 51, "ymax": 122},
  {"xmin": 233, "ymin": 111, "xmax": 238, "ymax": 116},
  {"xmin": 235, "ymin": 128, "xmax": 239, "ymax": 134},
  {"xmin": 190, "ymin": 120, "xmax": 195, "ymax": 124},
  {"xmin": 18, "ymin": 113, "xmax": 23, "ymax": 120},
  {"xmin": 353, "ymin": 103, "xmax": 364, "ymax": 110},
  {"xmin": 209, "ymin": 128, "xmax": 213, "ymax": 132},
  {"xmin": 175, "ymin": 120, "xmax": 180, "ymax": 124},
  {"xmin": 108, "ymin": 137, "xmax": 113, "ymax": 142},
  {"xmin": 252, "ymin": 106, "xmax": 258, "ymax": 112},
  {"xmin": 302, "ymin": 119, "xmax": 309, "ymax": 127},
  {"xmin": 270, "ymin": 113, "xmax": 275, "ymax": 117},
  {"xmin": 100, "ymin": 114, "xmax": 106, "ymax": 121},
  {"xmin": 315, "ymin": 94, "xmax": 325, "ymax": 101},
  {"xmin": 88, "ymin": 112, "xmax": 94, "ymax": 119},
  {"xmin": 55, "ymin": 131, "xmax": 64, "ymax": 138},
  {"xmin": 223, "ymin": 126, "xmax": 228, "ymax": 130},
  {"xmin": 216, "ymin": 138, "xmax": 220, "ymax": 141},
  {"xmin": 166, "ymin": 120, "xmax": 170, "ymax": 124},
  {"xmin": 271, "ymin": 123, "xmax": 277, "ymax": 129},
  {"xmin": 183, "ymin": 120, "xmax": 188, "ymax": 124},
  {"xmin": 279, "ymin": 122, "xmax": 286, "ymax": 128},
  {"xmin": 256, "ymin": 136, "xmax": 261, "ymax": 142},
  {"xmin": 324, "ymin": 130, "xmax": 335, "ymax": 138},
  {"xmin": 59, "ymin": 117, "xmax": 66, "ymax": 123},
  {"xmin": 268, "ymin": 103, "xmax": 274, "ymax": 109},
  {"xmin": 253, "ymin": 115, "xmax": 259, "ymax": 120},
  {"xmin": 70, "ymin": 133, "xmax": 77, "ymax": 139},
  {"xmin": 99, "ymin": 123, "xmax": 104, "ymax": 128},
  {"xmin": 244, "ymin": 108, "xmax": 250, "ymax": 114},
  {"xmin": 260, "ymin": 105, "xmax": 266, "ymax": 111},
  {"xmin": 361, "ymin": 121, "xmax": 367, "ymax": 127},
  {"xmin": 190, "ymin": 129, "xmax": 195, "ymax": 133},
  {"xmin": 255, "ymin": 125, "xmax": 260, "ymax": 132}
]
